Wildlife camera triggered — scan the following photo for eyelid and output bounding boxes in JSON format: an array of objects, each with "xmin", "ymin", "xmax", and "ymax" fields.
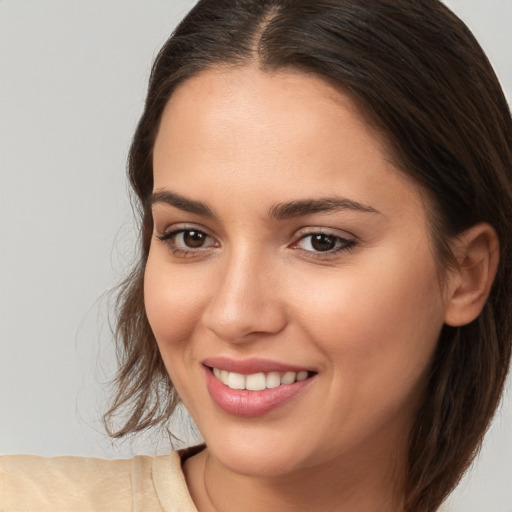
[
  {"xmin": 289, "ymin": 227, "xmax": 357, "ymax": 256},
  {"xmin": 155, "ymin": 223, "xmax": 220, "ymax": 257},
  {"xmin": 292, "ymin": 226, "xmax": 356, "ymax": 242},
  {"xmin": 156, "ymin": 222, "xmax": 215, "ymax": 239}
]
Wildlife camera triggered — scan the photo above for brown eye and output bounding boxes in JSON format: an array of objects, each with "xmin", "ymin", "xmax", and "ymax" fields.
[
  {"xmin": 294, "ymin": 232, "xmax": 355, "ymax": 255},
  {"xmin": 310, "ymin": 234, "xmax": 337, "ymax": 252},
  {"xmin": 157, "ymin": 227, "xmax": 217, "ymax": 255},
  {"xmin": 182, "ymin": 230, "xmax": 207, "ymax": 248}
]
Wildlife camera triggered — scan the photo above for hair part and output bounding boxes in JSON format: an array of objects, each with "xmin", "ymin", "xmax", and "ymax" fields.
[{"xmin": 105, "ymin": 1, "xmax": 512, "ymax": 511}]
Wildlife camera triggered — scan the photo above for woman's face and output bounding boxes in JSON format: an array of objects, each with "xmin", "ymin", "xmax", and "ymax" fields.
[{"xmin": 145, "ymin": 66, "xmax": 450, "ymax": 477}]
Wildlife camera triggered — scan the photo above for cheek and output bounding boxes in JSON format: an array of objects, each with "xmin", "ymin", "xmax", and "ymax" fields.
[
  {"xmin": 293, "ymin": 247, "xmax": 445, "ymax": 389},
  {"xmin": 143, "ymin": 253, "xmax": 214, "ymax": 412},
  {"xmin": 144, "ymin": 252, "xmax": 208, "ymax": 355}
]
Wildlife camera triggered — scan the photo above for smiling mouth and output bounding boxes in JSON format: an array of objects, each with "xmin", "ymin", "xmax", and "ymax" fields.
[
  {"xmin": 203, "ymin": 363, "xmax": 317, "ymax": 417},
  {"xmin": 208, "ymin": 367, "xmax": 315, "ymax": 391}
]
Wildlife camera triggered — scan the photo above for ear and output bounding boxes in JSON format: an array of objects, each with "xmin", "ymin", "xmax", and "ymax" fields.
[{"xmin": 444, "ymin": 223, "xmax": 499, "ymax": 327}]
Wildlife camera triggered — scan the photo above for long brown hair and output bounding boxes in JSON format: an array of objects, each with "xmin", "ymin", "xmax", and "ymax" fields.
[{"xmin": 104, "ymin": 1, "xmax": 512, "ymax": 510}]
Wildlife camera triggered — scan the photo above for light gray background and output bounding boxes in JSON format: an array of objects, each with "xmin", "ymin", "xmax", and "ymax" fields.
[{"xmin": 0, "ymin": 2, "xmax": 511, "ymax": 511}]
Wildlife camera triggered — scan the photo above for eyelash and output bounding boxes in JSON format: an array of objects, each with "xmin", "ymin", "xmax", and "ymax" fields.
[
  {"xmin": 157, "ymin": 228, "xmax": 218, "ymax": 258},
  {"xmin": 156, "ymin": 227, "xmax": 356, "ymax": 259},
  {"xmin": 292, "ymin": 232, "xmax": 356, "ymax": 258}
]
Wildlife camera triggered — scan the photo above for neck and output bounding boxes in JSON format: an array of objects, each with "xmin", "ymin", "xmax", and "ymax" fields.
[{"xmin": 184, "ymin": 441, "xmax": 406, "ymax": 512}]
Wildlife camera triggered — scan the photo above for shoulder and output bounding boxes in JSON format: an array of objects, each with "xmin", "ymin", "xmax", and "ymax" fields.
[{"xmin": 0, "ymin": 451, "xmax": 197, "ymax": 512}]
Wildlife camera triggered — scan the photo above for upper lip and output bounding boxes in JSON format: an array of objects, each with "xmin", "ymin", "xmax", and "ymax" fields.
[{"xmin": 202, "ymin": 356, "xmax": 314, "ymax": 375}]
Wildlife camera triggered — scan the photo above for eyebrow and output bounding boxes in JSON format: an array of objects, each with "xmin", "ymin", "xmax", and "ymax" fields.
[
  {"xmin": 150, "ymin": 190, "xmax": 380, "ymax": 219},
  {"xmin": 268, "ymin": 197, "xmax": 380, "ymax": 219},
  {"xmin": 150, "ymin": 190, "xmax": 214, "ymax": 216}
]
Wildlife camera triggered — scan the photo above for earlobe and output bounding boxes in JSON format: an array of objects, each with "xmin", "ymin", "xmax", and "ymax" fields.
[{"xmin": 444, "ymin": 223, "xmax": 499, "ymax": 327}]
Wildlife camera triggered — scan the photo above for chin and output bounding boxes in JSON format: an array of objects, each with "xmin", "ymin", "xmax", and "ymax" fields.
[
  {"xmin": 215, "ymin": 447, "xmax": 307, "ymax": 478},
  {"xmin": 202, "ymin": 427, "xmax": 317, "ymax": 477}
]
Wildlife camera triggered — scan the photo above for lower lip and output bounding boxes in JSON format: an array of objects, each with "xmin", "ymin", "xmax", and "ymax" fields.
[{"xmin": 204, "ymin": 366, "xmax": 315, "ymax": 417}]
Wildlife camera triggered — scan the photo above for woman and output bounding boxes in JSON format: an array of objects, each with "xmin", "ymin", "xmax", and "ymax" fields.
[{"xmin": 2, "ymin": 1, "xmax": 511, "ymax": 511}]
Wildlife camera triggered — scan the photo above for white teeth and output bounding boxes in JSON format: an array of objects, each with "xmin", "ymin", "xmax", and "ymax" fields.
[
  {"xmin": 266, "ymin": 372, "xmax": 281, "ymax": 389},
  {"xmin": 212, "ymin": 368, "xmax": 311, "ymax": 390},
  {"xmin": 220, "ymin": 370, "xmax": 229, "ymax": 385},
  {"xmin": 281, "ymin": 372, "xmax": 296, "ymax": 385},
  {"xmin": 246, "ymin": 372, "xmax": 267, "ymax": 391},
  {"xmin": 296, "ymin": 371, "xmax": 309, "ymax": 382},
  {"xmin": 214, "ymin": 368, "xmax": 231, "ymax": 386},
  {"xmin": 227, "ymin": 372, "xmax": 245, "ymax": 390}
]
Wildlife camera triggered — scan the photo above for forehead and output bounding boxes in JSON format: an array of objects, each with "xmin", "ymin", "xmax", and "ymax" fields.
[
  {"xmin": 157, "ymin": 66, "xmax": 385, "ymax": 151},
  {"xmin": 152, "ymin": 66, "xmax": 426, "ymax": 222}
]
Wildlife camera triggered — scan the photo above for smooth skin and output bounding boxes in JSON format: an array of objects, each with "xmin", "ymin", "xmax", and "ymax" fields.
[{"xmin": 144, "ymin": 66, "xmax": 498, "ymax": 512}]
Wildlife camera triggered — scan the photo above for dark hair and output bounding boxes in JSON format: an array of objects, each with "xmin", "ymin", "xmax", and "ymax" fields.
[{"xmin": 104, "ymin": 1, "xmax": 512, "ymax": 510}]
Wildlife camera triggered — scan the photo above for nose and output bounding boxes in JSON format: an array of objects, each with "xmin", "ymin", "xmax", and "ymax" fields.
[{"xmin": 201, "ymin": 249, "xmax": 287, "ymax": 343}]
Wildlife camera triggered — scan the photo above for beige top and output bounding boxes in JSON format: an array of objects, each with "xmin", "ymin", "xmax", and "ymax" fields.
[
  {"xmin": 1, "ymin": 447, "xmax": 453, "ymax": 512},
  {"xmin": 0, "ymin": 448, "xmax": 200, "ymax": 512}
]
